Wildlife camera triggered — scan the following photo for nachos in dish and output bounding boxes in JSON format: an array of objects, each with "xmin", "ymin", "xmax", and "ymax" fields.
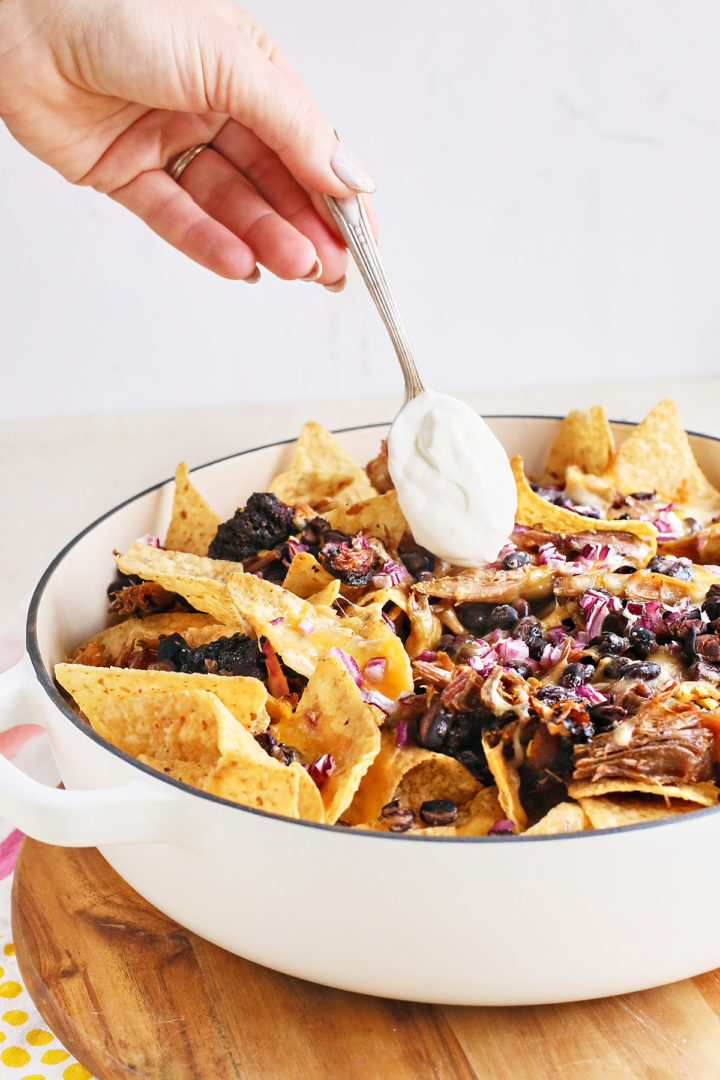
[{"xmin": 56, "ymin": 401, "xmax": 720, "ymax": 835}]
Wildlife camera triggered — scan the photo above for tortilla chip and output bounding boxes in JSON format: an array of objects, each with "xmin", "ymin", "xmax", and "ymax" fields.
[
  {"xmin": 343, "ymin": 730, "xmax": 440, "ymax": 826},
  {"xmin": 568, "ymin": 778, "xmax": 719, "ymax": 807},
  {"xmin": 602, "ymin": 399, "xmax": 720, "ymax": 507},
  {"xmin": 366, "ymin": 785, "xmax": 504, "ymax": 836},
  {"xmin": 71, "ymin": 612, "xmax": 221, "ymax": 666},
  {"xmin": 269, "ymin": 422, "xmax": 375, "ymax": 506},
  {"xmin": 325, "ymin": 491, "xmax": 409, "ymax": 550},
  {"xmin": 283, "ymin": 552, "xmax": 335, "ymax": 599},
  {"xmin": 482, "ymin": 736, "xmax": 528, "ymax": 831},
  {"xmin": 272, "ymin": 654, "xmax": 381, "ymax": 823},
  {"xmin": 393, "ymin": 754, "xmax": 483, "ymax": 811},
  {"xmin": 673, "ymin": 681, "xmax": 720, "ymax": 711},
  {"xmin": 164, "ymin": 462, "xmax": 222, "ymax": 557},
  {"xmin": 101, "ymin": 690, "xmax": 312, "ymax": 818},
  {"xmin": 225, "ymin": 572, "xmax": 413, "ymax": 699},
  {"xmin": 512, "ymin": 457, "xmax": 657, "ymax": 563},
  {"xmin": 578, "ymin": 794, "xmax": 696, "ymax": 830},
  {"xmin": 55, "ymin": 663, "xmax": 270, "ymax": 734},
  {"xmin": 524, "ymin": 802, "xmax": 590, "ymax": 835},
  {"xmin": 541, "ymin": 407, "xmax": 615, "ymax": 485},
  {"xmin": 659, "ymin": 521, "xmax": 720, "ymax": 563},
  {"xmin": 307, "ymin": 580, "xmax": 341, "ymax": 607},
  {"xmin": 116, "ymin": 541, "xmax": 243, "ymax": 624}
]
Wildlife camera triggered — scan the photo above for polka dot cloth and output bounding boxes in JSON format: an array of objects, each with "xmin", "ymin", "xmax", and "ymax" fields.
[{"xmin": 0, "ymin": 940, "xmax": 93, "ymax": 1078}]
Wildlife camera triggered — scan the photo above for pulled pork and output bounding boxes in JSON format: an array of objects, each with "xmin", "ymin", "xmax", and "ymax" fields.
[{"xmin": 573, "ymin": 699, "xmax": 715, "ymax": 786}]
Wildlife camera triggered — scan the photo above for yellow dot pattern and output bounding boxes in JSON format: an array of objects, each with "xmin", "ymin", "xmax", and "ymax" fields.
[
  {"xmin": 1, "ymin": 1044, "xmax": 31, "ymax": 1066},
  {"xmin": 0, "ymin": 938, "xmax": 94, "ymax": 1077},
  {"xmin": 4, "ymin": 1011, "xmax": 28, "ymax": 1025}
]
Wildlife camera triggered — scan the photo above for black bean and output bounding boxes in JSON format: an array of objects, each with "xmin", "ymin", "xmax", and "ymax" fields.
[
  {"xmin": 620, "ymin": 661, "xmax": 661, "ymax": 680},
  {"xmin": 703, "ymin": 585, "xmax": 720, "ymax": 622},
  {"xmin": 594, "ymin": 632, "xmax": 628, "ymax": 656},
  {"xmin": 602, "ymin": 613, "xmax": 623, "ymax": 635},
  {"xmin": 502, "ymin": 550, "xmax": 531, "ymax": 570},
  {"xmin": 401, "ymin": 550, "xmax": 435, "ymax": 577},
  {"xmin": 515, "ymin": 616, "xmax": 545, "ymax": 644},
  {"xmin": 419, "ymin": 799, "xmax": 459, "ymax": 826},
  {"xmin": 696, "ymin": 635, "xmax": 720, "ymax": 664},
  {"xmin": 588, "ymin": 702, "xmax": 627, "ymax": 732},
  {"xmin": 559, "ymin": 662, "xmax": 594, "ymax": 688},
  {"xmin": 647, "ymin": 555, "xmax": 694, "ymax": 581},
  {"xmin": 627, "ymin": 626, "xmax": 655, "ymax": 659},
  {"xmin": 602, "ymin": 656, "xmax": 632, "ymax": 679},
  {"xmin": 486, "ymin": 604, "xmax": 519, "ymax": 632},
  {"xmin": 511, "ymin": 598, "xmax": 531, "ymax": 619},
  {"xmin": 503, "ymin": 660, "xmax": 534, "ymax": 679},
  {"xmin": 417, "ymin": 704, "xmax": 452, "ymax": 750},
  {"xmin": 690, "ymin": 660, "xmax": 720, "ymax": 686},
  {"xmin": 535, "ymin": 685, "xmax": 582, "ymax": 704},
  {"xmin": 381, "ymin": 801, "xmax": 416, "ymax": 832},
  {"xmin": 456, "ymin": 602, "xmax": 488, "ymax": 633}
]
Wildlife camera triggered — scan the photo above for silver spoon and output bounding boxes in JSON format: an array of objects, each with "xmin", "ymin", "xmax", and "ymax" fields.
[
  {"xmin": 324, "ymin": 193, "xmax": 517, "ymax": 566},
  {"xmin": 324, "ymin": 195, "xmax": 424, "ymax": 404}
]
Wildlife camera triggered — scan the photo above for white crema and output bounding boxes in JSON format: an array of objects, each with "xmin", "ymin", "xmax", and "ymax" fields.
[{"xmin": 387, "ymin": 391, "xmax": 517, "ymax": 566}]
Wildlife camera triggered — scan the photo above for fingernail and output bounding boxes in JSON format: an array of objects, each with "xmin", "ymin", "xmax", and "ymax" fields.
[
  {"xmin": 324, "ymin": 275, "xmax": 347, "ymax": 293},
  {"xmin": 301, "ymin": 258, "xmax": 323, "ymax": 282},
  {"xmin": 331, "ymin": 146, "xmax": 376, "ymax": 194},
  {"xmin": 243, "ymin": 267, "xmax": 261, "ymax": 284}
]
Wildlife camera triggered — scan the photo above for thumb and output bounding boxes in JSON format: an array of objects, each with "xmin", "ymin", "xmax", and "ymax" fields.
[{"xmin": 198, "ymin": 19, "xmax": 376, "ymax": 197}]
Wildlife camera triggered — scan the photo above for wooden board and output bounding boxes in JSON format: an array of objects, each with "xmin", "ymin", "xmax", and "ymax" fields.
[{"xmin": 11, "ymin": 839, "xmax": 720, "ymax": 1080}]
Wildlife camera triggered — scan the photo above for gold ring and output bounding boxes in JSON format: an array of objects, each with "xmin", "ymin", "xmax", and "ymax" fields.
[{"xmin": 166, "ymin": 143, "xmax": 212, "ymax": 183}]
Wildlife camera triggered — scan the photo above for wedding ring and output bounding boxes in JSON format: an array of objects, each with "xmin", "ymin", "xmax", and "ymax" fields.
[{"xmin": 166, "ymin": 143, "xmax": 212, "ymax": 183}]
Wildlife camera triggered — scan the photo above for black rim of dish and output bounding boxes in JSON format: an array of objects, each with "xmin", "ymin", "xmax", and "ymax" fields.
[{"xmin": 24, "ymin": 415, "xmax": 720, "ymax": 843}]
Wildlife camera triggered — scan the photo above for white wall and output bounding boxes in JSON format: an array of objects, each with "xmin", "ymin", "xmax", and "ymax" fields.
[{"xmin": 2, "ymin": 0, "xmax": 720, "ymax": 420}]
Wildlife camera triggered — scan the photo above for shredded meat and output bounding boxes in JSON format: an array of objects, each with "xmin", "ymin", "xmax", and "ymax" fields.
[
  {"xmin": 109, "ymin": 582, "xmax": 178, "ymax": 618},
  {"xmin": 72, "ymin": 640, "xmax": 108, "ymax": 666},
  {"xmin": 573, "ymin": 700, "xmax": 715, "ymax": 786},
  {"xmin": 115, "ymin": 637, "xmax": 160, "ymax": 669},
  {"xmin": 440, "ymin": 666, "xmax": 486, "ymax": 711},
  {"xmin": 365, "ymin": 440, "xmax": 394, "ymax": 494}
]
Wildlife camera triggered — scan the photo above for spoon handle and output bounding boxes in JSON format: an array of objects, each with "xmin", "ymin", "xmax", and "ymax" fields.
[{"xmin": 324, "ymin": 194, "xmax": 425, "ymax": 403}]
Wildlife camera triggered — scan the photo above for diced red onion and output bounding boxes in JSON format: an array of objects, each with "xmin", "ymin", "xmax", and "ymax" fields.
[
  {"xmin": 309, "ymin": 753, "xmax": 335, "ymax": 789},
  {"xmin": 537, "ymin": 542, "xmax": 566, "ymax": 565},
  {"xmin": 350, "ymin": 532, "xmax": 370, "ymax": 550},
  {"xmin": 489, "ymin": 819, "xmax": 515, "ymax": 835},
  {"xmin": 327, "ymin": 647, "xmax": 363, "ymax": 687},
  {"xmin": 262, "ymin": 640, "xmax": 289, "ymax": 697},
  {"xmin": 497, "ymin": 541, "xmax": 517, "ymax": 560},
  {"xmin": 577, "ymin": 684, "xmax": 607, "ymax": 705},
  {"xmin": 495, "ymin": 638, "xmax": 530, "ymax": 663},
  {"xmin": 580, "ymin": 542, "xmax": 611, "ymax": 562},
  {"xmin": 547, "ymin": 625, "xmax": 569, "ymax": 645},
  {"xmin": 138, "ymin": 535, "xmax": 161, "ymax": 548},
  {"xmin": 361, "ymin": 688, "xmax": 396, "ymax": 713},
  {"xmin": 269, "ymin": 617, "xmax": 285, "ymax": 626},
  {"xmin": 579, "ymin": 588, "xmax": 622, "ymax": 639},
  {"xmin": 653, "ymin": 510, "xmax": 685, "ymax": 538},
  {"xmin": 486, "ymin": 628, "xmax": 505, "ymax": 645},
  {"xmin": 364, "ymin": 657, "xmax": 387, "ymax": 682},
  {"xmin": 286, "ymin": 536, "xmax": 309, "ymax": 560},
  {"xmin": 415, "ymin": 649, "xmax": 438, "ymax": 662},
  {"xmin": 298, "ymin": 618, "xmax": 315, "ymax": 635},
  {"xmin": 371, "ymin": 559, "xmax": 413, "ymax": 590},
  {"xmin": 468, "ymin": 653, "xmax": 497, "ymax": 676},
  {"xmin": 539, "ymin": 642, "xmax": 565, "ymax": 668},
  {"xmin": 395, "ymin": 720, "xmax": 410, "ymax": 748}
]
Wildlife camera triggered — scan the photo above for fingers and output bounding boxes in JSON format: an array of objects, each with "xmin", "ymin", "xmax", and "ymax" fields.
[
  {"xmin": 195, "ymin": 14, "xmax": 376, "ymax": 199},
  {"xmin": 178, "ymin": 145, "xmax": 324, "ymax": 281},
  {"xmin": 110, "ymin": 169, "xmax": 259, "ymax": 280},
  {"xmin": 211, "ymin": 121, "xmax": 347, "ymax": 285}
]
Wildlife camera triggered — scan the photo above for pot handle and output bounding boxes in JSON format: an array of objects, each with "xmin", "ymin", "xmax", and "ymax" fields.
[{"xmin": 0, "ymin": 655, "xmax": 181, "ymax": 847}]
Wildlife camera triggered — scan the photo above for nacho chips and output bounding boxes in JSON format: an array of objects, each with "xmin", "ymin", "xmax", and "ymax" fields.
[
  {"xmin": 541, "ymin": 407, "xmax": 615, "ymax": 485},
  {"xmin": 164, "ymin": 462, "xmax": 222, "ymax": 556},
  {"xmin": 270, "ymin": 422, "xmax": 376, "ymax": 506}
]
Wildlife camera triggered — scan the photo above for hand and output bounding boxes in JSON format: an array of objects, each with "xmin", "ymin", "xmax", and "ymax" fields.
[{"xmin": 0, "ymin": 0, "xmax": 376, "ymax": 285}]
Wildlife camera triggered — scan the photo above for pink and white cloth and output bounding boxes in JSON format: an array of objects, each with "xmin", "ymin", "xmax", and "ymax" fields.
[{"xmin": 0, "ymin": 605, "xmax": 92, "ymax": 1078}]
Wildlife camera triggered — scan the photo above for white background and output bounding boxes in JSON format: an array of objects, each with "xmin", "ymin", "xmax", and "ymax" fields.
[{"xmin": 2, "ymin": 0, "xmax": 720, "ymax": 421}]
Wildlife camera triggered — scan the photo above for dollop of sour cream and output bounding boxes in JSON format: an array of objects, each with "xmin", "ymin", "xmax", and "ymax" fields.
[{"xmin": 387, "ymin": 391, "xmax": 517, "ymax": 566}]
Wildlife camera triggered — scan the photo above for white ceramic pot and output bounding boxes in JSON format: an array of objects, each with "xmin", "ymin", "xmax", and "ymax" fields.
[{"xmin": 3, "ymin": 417, "xmax": 720, "ymax": 1006}]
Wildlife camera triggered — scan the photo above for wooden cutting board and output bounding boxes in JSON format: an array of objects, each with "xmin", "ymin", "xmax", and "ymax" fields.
[{"xmin": 11, "ymin": 839, "xmax": 720, "ymax": 1080}]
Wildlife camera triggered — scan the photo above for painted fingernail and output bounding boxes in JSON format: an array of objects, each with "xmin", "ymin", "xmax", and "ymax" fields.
[
  {"xmin": 243, "ymin": 267, "xmax": 261, "ymax": 284},
  {"xmin": 331, "ymin": 146, "xmax": 376, "ymax": 194},
  {"xmin": 324, "ymin": 275, "xmax": 347, "ymax": 293},
  {"xmin": 301, "ymin": 258, "xmax": 323, "ymax": 282}
]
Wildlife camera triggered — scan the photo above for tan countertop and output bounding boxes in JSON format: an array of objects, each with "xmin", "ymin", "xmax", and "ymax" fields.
[{"xmin": 3, "ymin": 375, "xmax": 719, "ymax": 622}]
